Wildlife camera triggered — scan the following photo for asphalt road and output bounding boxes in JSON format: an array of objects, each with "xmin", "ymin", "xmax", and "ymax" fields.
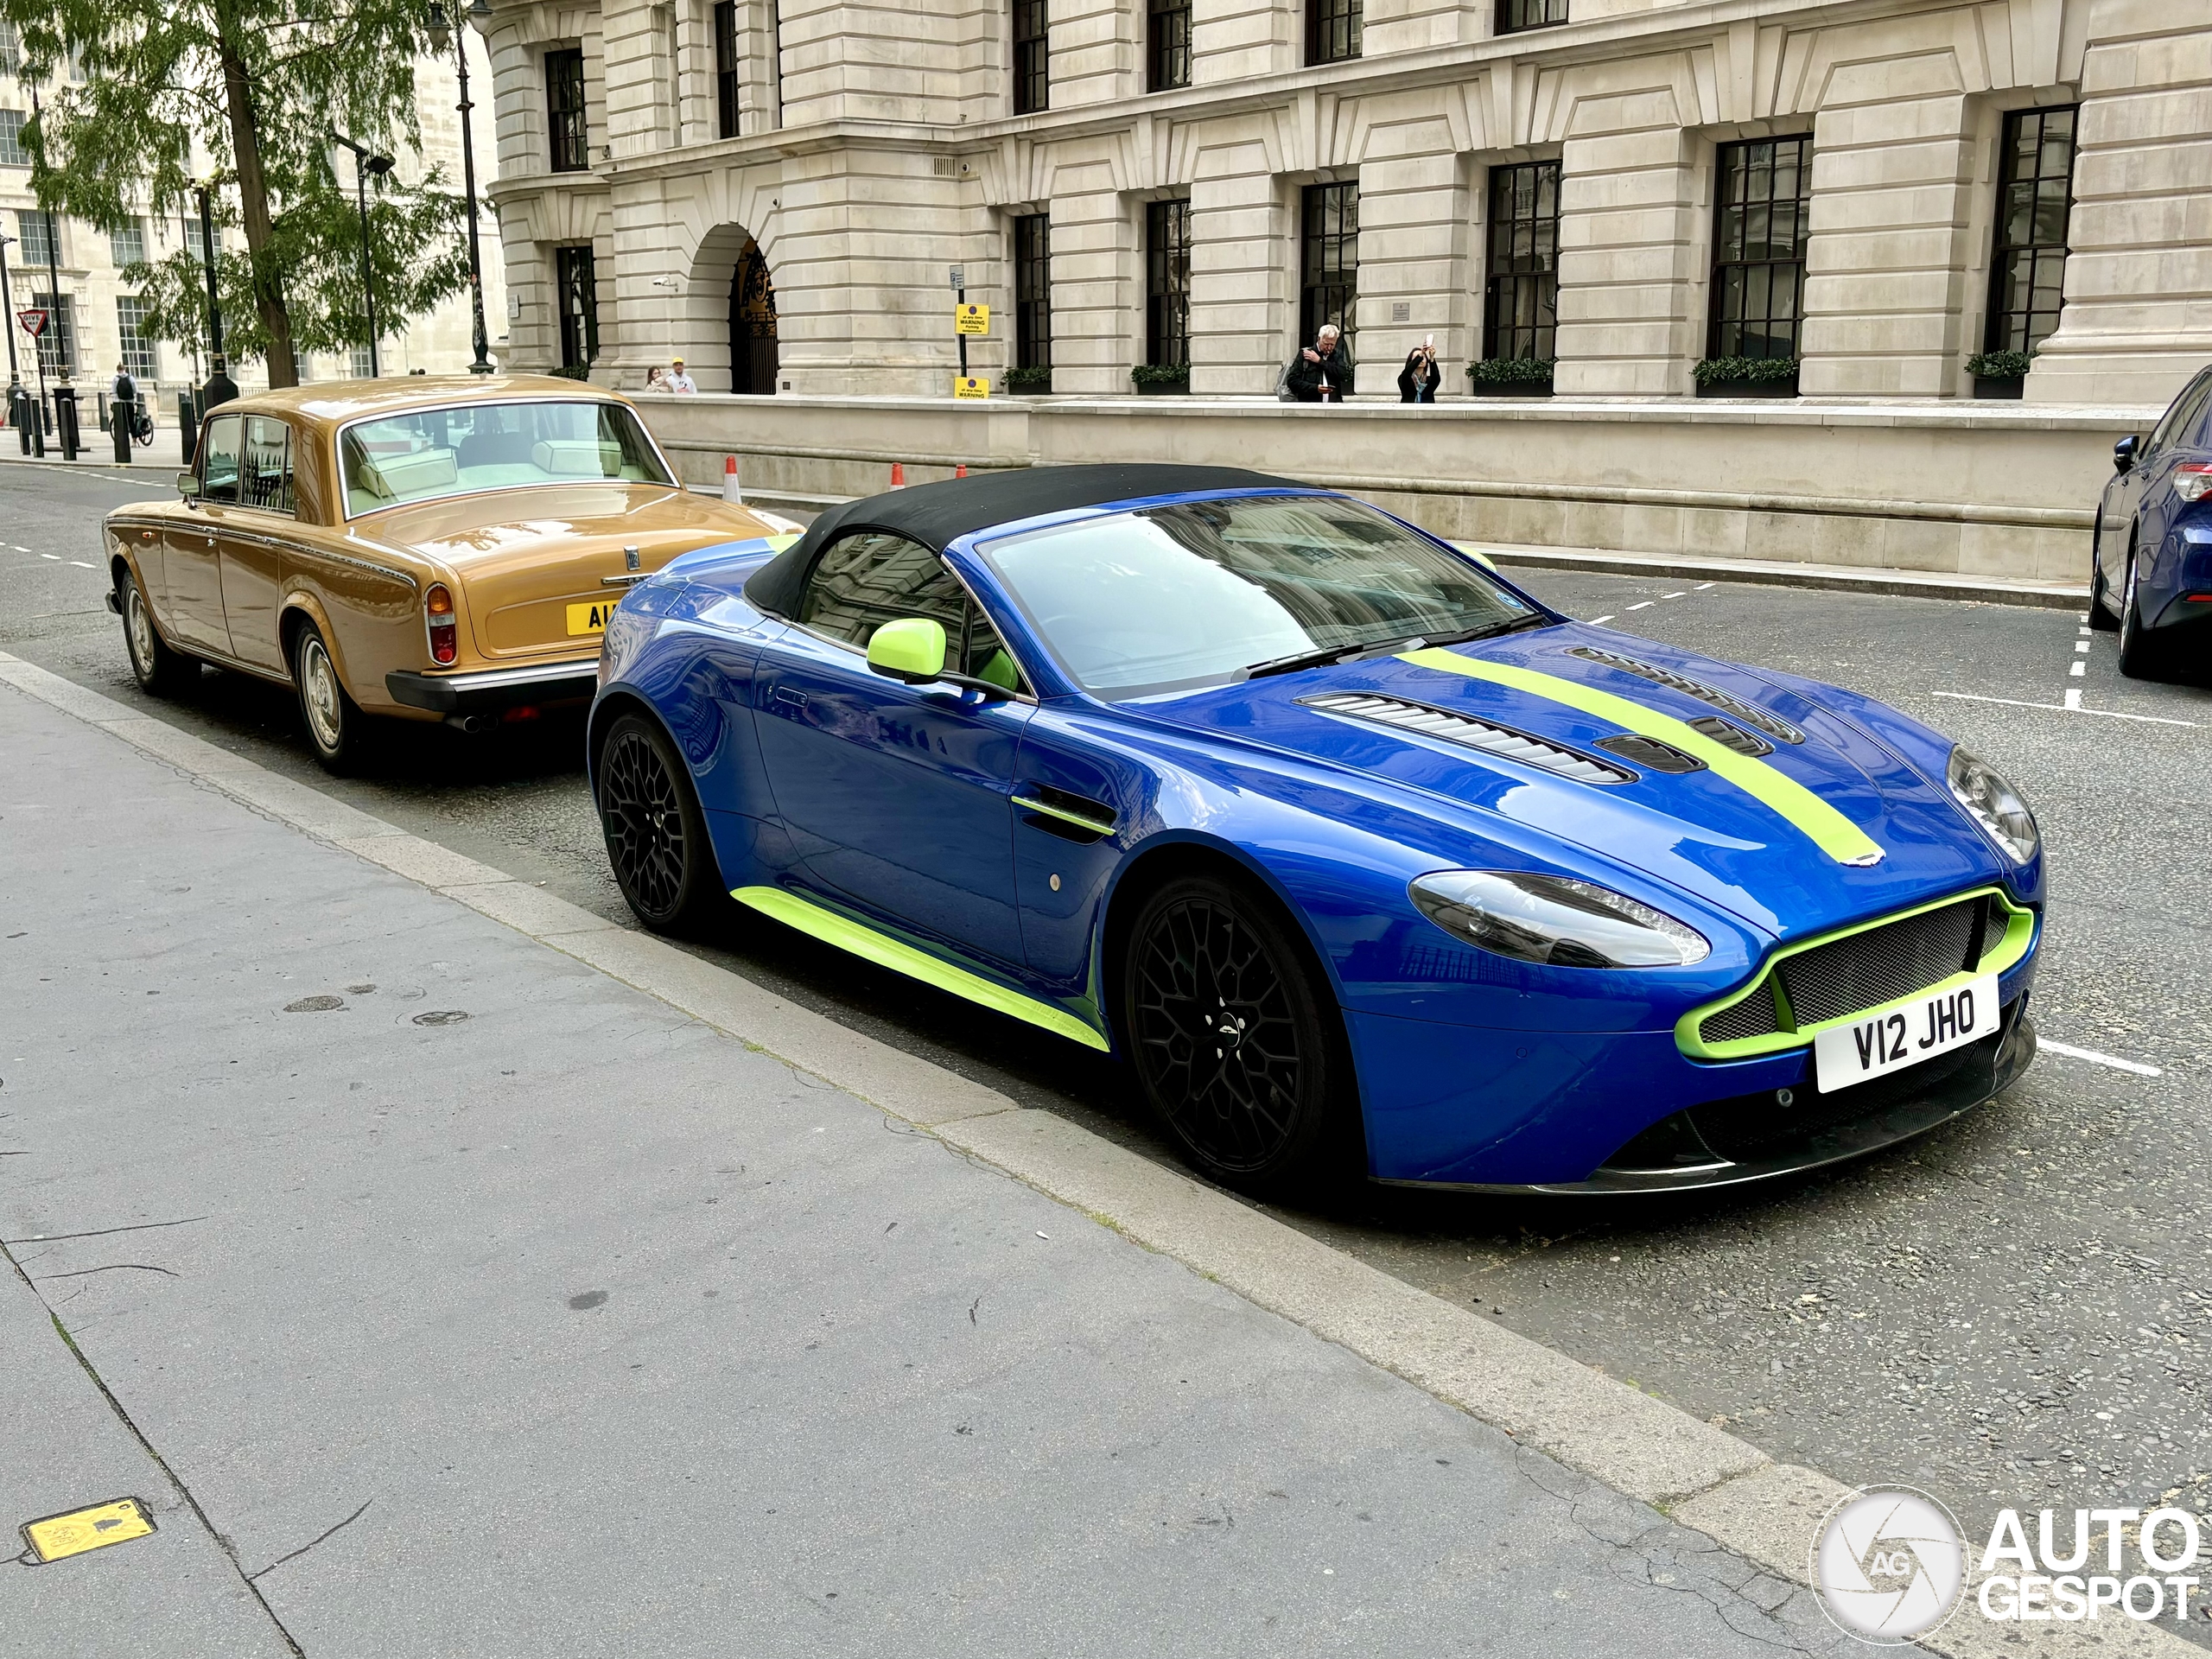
[{"xmin": 8, "ymin": 460, "xmax": 2209, "ymax": 1618}]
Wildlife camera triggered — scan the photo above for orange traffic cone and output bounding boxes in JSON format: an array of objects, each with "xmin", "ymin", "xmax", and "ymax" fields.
[
  {"xmin": 955, "ymin": 463, "xmax": 967, "ymax": 479},
  {"xmin": 891, "ymin": 461, "xmax": 906, "ymax": 487},
  {"xmin": 722, "ymin": 454, "xmax": 742, "ymax": 504}
]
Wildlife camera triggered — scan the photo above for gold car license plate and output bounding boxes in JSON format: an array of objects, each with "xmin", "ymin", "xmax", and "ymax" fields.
[{"xmin": 567, "ymin": 600, "xmax": 623, "ymax": 636}]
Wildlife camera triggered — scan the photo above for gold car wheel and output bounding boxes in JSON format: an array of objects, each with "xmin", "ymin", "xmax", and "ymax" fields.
[
  {"xmin": 298, "ymin": 635, "xmax": 346, "ymax": 754},
  {"xmin": 125, "ymin": 584, "xmax": 157, "ymax": 674}
]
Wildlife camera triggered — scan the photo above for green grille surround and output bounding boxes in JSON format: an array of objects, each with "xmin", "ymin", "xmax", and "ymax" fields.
[{"xmin": 1675, "ymin": 887, "xmax": 2035, "ymax": 1062}]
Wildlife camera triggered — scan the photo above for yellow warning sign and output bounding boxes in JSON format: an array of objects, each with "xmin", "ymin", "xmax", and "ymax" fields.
[
  {"xmin": 20, "ymin": 1497, "xmax": 156, "ymax": 1564},
  {"xmin": 953, "ymin": 376, "xmax": 989, "ymax": 400},
  {"xmin": 955, "ymin": 302, "xmax": 990, "ymax": 336}
]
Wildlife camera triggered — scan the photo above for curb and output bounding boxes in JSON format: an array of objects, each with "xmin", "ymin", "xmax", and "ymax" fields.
[
  {"xmin": 1463, "ymin": 543, "xmax": 2090, "ymax": 611},
  {"xmin": 0, "ymin": 651, "xmax": 2190, "ymax": 1659}
]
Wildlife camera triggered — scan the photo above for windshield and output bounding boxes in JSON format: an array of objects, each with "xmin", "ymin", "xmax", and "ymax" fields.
[
  {"xmin": 338, "ymin": 400, "xmax": 675, "ymax": 516},
  {"xmin": 976, "ymin": 494, "xmax": 1541, "ymax": 697}
]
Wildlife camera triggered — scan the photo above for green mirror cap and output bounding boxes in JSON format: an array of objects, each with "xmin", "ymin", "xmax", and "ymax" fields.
[
  {"xmin": 975, "ymin": 648, "xmax": 1020, "ymax": 692},
  {"xmin": 867, "ymin": 617, "xmax": 947, "ymax": 682},
  {"xmin": 176, "ymin": 471, "xmax": 202, "ymax": 496}
]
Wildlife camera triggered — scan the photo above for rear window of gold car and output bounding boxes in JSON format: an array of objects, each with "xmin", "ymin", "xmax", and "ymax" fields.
[{"xmin": 339, "ymin": 400, "xmax": 672, "ymax": 515}]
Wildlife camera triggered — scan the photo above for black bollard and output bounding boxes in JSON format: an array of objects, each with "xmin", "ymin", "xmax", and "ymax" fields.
[
  {"xmin": 53, "ymin": 385, "xmax": 79, "ymax": 461},
  {"xmin": 111, "ymin": 393, "xmax": 133, "ymax": 462}
]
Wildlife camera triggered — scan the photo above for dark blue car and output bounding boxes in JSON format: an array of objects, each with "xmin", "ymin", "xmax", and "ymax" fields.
[
  {"xmin": 588, "ymin": 466, "xmax": 2043, "ymax": 1198},
  {"xmin": 2094, "ymin": 361, "xmax": 2212, "ymax": 677}
]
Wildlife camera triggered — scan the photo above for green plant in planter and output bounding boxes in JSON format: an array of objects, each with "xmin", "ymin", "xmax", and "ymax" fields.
[
  {"xmin": 547, "ymin": 362, "xmax": 591, "ymax": 382},
  {"xmin": 1005, "ymin": 365, "xmax": 1054, "ymax": 390},
  {"xmin": 1466, "ymin": 356, "xmax": 1556, "ymax": 385},
  {"xmin": 1692, "ymin": 355, "xmax": 1800, "ymax": 386},
  {"xmin": 1130, "ymin": 363, "xmax": 1191, "ymax": 387},
  {"xmin": 1965, "ymin": 349, "xmax": 2033, "ymax": 379}
]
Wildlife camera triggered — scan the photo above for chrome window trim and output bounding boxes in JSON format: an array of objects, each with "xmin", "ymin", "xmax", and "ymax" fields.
[{"xmin": 332, "ymin": 396, "xmax": 681, "ymax": 523}]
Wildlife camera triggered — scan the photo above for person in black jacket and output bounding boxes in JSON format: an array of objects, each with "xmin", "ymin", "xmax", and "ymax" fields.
[
  {"xmin": 1285, "ymin": 325, "xmax": 1354, "ymax": 403},
  {"xmin": 1397, "ymin": 340, "xmax": 1440, "ymax": 404}
]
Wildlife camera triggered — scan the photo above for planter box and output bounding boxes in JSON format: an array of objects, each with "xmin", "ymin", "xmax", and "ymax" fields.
[
  {"xmin": 1006, "ymin": 380, "xmax": 1053, "ymax": 397},
  {"xmin": 1973, "ymin": 374, "xmax": 2025, "ymax": 400},
  {"xmin": 1695, "ymin": 377, "xmax": 1799, "ymax": 398},
  {"xmin": 1466, "ymin": 380, "xmax": 1554, "ymax": 398},
  {"xmin": 1135, "ymin": 380, "xmax": 1190, "ymax": 396}
]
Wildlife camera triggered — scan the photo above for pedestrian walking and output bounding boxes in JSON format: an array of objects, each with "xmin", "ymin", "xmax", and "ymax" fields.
[
  {"xmin": 664, "ymin": 358, "xmax": 697, "ymax": 394},
  {"xmin": 1397, "ymin": 338, "xmax": 1441, "ymax": 404},
  {"xmin": 1285, "ymin": 324, "xmax": 1354, "ymax": 404}
]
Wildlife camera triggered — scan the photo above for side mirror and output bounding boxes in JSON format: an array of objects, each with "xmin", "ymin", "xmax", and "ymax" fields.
[
  {"xmin": 176, "ymin": 471, "xmax": 202, "ymax": 499},
  {"xmin": 866, "ymin": 617, "xmax": 948, "ymax": 684},
  {"xmin": 2114, "ymin": 435, "xmax": 2140, "ymax": 474}
]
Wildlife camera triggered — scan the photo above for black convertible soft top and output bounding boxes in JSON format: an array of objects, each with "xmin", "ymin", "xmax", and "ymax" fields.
[{"xmin": 742, "ymin": 462, "xmax": 1301, "ymax": 620}]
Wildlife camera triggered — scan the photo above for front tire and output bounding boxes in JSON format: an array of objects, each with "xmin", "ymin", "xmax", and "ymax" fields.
[
  {"xmin": 594, "ymin": 712, "xmax": 730, "ymax": 936},
  {"xmin": 2115, "ymin": 550, "xmax": 2172, "ymax": 681},
  {"xmin": 291, "ymin": 621, "xmax": 372, "ymax": 772},
  {"xmin": 1120, "ymin": 873, "xmax": 1357, "ymax": 1197},
  {"xmin": 120, "ymin": 569, "xmax": 196, "ymax": 696}
]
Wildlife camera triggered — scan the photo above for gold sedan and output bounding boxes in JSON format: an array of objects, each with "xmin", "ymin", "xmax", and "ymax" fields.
[{"xmin": 102, "ymin": 375, "xmax": 794, "ymax": 770}]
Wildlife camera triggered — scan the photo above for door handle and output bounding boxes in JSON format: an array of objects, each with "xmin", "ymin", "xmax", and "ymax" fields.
[{"xmin": 771, "ymin": 686, "xmax": 808, "ymax": 710}]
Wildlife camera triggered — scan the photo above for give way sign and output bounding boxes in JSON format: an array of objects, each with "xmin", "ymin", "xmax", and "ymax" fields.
[{"xmin": 16, "ymin": 308, "xmax": 46, "ymax": 337}]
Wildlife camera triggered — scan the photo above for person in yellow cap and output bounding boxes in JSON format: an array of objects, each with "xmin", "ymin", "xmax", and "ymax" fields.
[{"xmin": 664, "ymin": 357, "xmax": 697, "ymax": 394}]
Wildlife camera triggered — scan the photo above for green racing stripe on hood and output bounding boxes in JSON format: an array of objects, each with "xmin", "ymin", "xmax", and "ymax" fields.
[
  {"xmin": 733, "ymin": 885, "xmax": 1110, "ymax": 1050},
  {"xmin": 1397, "ymin": 646, "xmax": 1885, "ymax": 868}
]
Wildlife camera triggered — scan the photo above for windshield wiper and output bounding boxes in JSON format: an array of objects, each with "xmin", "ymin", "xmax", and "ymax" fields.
[
  {"xmin": 1242, "ymin": 635, "xmax": 1427, "ymax": 682},
  {"xmin": 1420, "ymin": 613, "xmax": 1552, "ymax": 649}
]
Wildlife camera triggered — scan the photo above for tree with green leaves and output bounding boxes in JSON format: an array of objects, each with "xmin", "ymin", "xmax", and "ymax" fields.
[{"xmin": 5, "ymin": 0, "xmax": 473, "ymax": 386}]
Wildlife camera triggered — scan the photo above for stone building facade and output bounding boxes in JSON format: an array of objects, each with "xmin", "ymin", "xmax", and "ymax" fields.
[
  {"xmin": 481, "ymin": 0, "xmax": 2209, "ymax": 408},
  {"xmin": 0, "ymin": 25, "xmax": 508, "ymax": 416}
]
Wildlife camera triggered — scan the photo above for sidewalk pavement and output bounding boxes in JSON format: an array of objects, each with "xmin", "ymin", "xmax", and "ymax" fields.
[{"xmin": 0, "ymin": 676, "xmax": 1889, "ymax": 1656}]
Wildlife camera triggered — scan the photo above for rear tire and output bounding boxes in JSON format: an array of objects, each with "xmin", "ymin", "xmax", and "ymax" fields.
[
  {"xmin": 291, "ymin": 621, "xmax": 373, "ymax": 773},
  {"xmin": 120, "ymin": 569, "xmax": 196, "ymax": 696},
  {"xmin": 2115, "ymin": 551, "xmax": 2173, "ymax": 682},
  {"xmin": 2088, "ymin": 537, "xmax": 2121, "ymax": 632},
  {"xmin": 594, "ymin": 712, "xmax": 731, "ymax": 937},
  {"xmin": 1119, "ymin": 873, "xmax": 1359, "ymax": 1198}
]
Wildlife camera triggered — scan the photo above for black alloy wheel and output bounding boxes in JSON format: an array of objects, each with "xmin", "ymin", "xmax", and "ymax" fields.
[
  {"xmin": 2088, "ymin": 533, "xmax": 2120, "ymax": 632},
  {"xmin": 120, "ymin": 569, "xmax": 196, "ymax": 695},
  {"xmin": 596, "ymin": 712, "xmax": 728, "ymax": 935},
  {"xmin": 1122, "ymin": 874, "xmax": 1352, "ymax": 1195}
]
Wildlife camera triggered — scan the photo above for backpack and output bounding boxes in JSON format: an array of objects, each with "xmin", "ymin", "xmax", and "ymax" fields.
[{"xmin": 1275, "ymin": 356, "xmax": 1298, "ymax": 403}]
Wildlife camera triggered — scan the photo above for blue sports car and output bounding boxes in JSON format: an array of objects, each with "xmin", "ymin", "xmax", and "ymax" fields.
[
  {"xmin": 588, "ymin": 466, "xmax": 2043, "ymax": 1197},
  {"xmin": 2093, "ymin": 359, "xmax": 2212, "ymax": 677}
]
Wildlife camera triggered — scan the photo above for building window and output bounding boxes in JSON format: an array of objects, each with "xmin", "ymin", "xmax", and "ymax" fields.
[
  {"xmin": 1985, "ymin": 105, "xmax": 2077, "ymax": 357},
  {"xmin": 714, "ymin": 1, "xmax": 741, "ymax": 139},
  {"xmin": 1483, "ymin": 161, "xmax": 1560, "ymax": 362},
  {"xmin": 1300, "ymin": 181, "xmax": 1358, "ymax": 348},
  {"xmin": 554, "ymin": 245, "xmax": 599, "ymax": 369},
  {"xmin": 1013, "ymin": 213, "xmax": 1052, "ymax": 371},
  {"xmin": 17, "ymin": 208, "xmax": 60, "ymax": 270},
  {"xmin": 0, "ymin": 110, "xmax": 28, "ymax": 168},
  {"xmin": 116, "ymin": 296, "xmax": 157, "ymax": 379},
  {"xmin": 32, "ymin": 291, "xmax": 73, "ymax": 376},
  {"xmin": 546, "ymin": 48, "xmax": 589, "ymax": 173},
  {"xmin": 1307, "ymin": 0, "xmax": 1361, "ymax": 67},
  {"xmin": 0, "ymin": 23, "xmax": 18, "ymax": 73},
  {"xmin": 1147, "ymin": 0, "xmax": 1190, "ymax": 92},
  {"xmin": 1012, "ymin": 0, "xmax": 1049, "ymax": 116},
  {"xmin": 351, "ymin": 344, "xmax": 376, "ymax": 378},
  {"xmin": 1497, "ymin": 0, "xmax": 1567, "ymax": 32},
  {"xmin": 110, "ymin": 219, "xmax": 147, "ymax": 269},
  {"xmin": 1707, "ymin": 135, "xmax": 1812, "ymax": 361},
  {"xmin": 1146, "ymin": 197, "xmax": 1192, "ymax": 367}
]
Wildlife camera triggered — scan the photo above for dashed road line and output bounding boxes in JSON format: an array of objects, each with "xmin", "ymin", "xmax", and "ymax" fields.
[
  {"xmin": 1627, "ymin": 601, "xmax": 1653, "ymax": 611},
  {"xmin": 1662, "ymin": 591, "xmax": 1686, "ymax": 600},
  {"xmin": 1588, "ymin": 614, "xmax": 1614, "ymax": 626},
  {"xmin": 68, "ymin": 560, "xmax": 93, "ymax": 569},
  {"xmin": 2039, "ymin": 1038, "xmax": 2163, "ymax": 1078},
  {"xmin": 39, "ymin": 553, "xmax": 60, "ymax": 561},
  {"xmin": 1930, "ymin": 690, "xmax": 2196, "ymax": 727}
]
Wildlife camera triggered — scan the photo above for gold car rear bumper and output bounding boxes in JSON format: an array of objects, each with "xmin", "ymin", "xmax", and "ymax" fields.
[{"xmin": 386, "ymin": 658, "xmax": 600, "ymax": 724}]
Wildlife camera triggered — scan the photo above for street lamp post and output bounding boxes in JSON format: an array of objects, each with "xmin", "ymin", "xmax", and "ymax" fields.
[
  {"xmin": 29, "ymin": 85, "xmax": 77, "ymax": 459},
  {"xmin": 429, "ymin": 0, "xmax": 496, "ymax": 374},
  {"xmin": 195, "ymin": 185, "xmax": 238, "ymax": 414},
  {"xmin": 0, "ymin": 231, "xmax": 36, "ymax": 457},
  {"xmin": 331, "ymin": 132, "xmax": 396, "ymax": 378}
]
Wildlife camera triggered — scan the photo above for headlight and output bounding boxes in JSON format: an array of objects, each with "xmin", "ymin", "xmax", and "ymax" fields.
[
  {"xmin": 1946, "ymin": 746, "xmax": 2038, "ymax": 864},
  {"xmin": 1408, "ymin": 870, "xmax": 1710, "ymax": 969}
]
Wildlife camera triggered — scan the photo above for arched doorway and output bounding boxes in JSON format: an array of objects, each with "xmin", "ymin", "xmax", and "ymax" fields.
[{"xmin": 731, "ymin": 238, "xmax": 779, "ymax": 395}]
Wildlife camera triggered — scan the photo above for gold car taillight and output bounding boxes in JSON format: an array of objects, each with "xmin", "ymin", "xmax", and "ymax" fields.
[{"xmin": 425, "ymin": 584, "xmax": 457, "ymax": 664}]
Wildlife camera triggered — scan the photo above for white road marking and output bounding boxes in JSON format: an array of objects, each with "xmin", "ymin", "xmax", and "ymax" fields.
[
  {"xmin": 1662, "ymin": 591, "xmax": 1686, "ymax": 600},
  {"xmin": 1694, "ymin": 582, "xmax": 1714, "ymax": 590},
  {"xmin": 2069, "ymin": 661, "xmax": 2086, "ymax": 677},
  {"xmin": 39, "ymin": 553, "xmax": 59, "ymax": 560},
  {"xmin": 1589, "ymin": 614, "xmax": 1614, "ymax": 625},
  {"xmin": 10, "ymin": 545, "xmax": 29, "ymax": 553},
  {"xmin": 2038, "ymin": 1038, "xmax": 2163, "ymax": 1078},
  {"xmin": 68, "ymin": 560, "xmax": 93, "ymax": 569},
  {"xmin": 2074, "ymin": 640, "xmax": 2090, "ymax": 653},
  {"xmin": 1628, "ymin": 601, "xmax": 1654, "ymax": 611},
  {"xmin": 1931, "ymin": 690, "xmax": 2196, "ymax": 727},
  {"xmin": 2063, "ymin": 688, "xmax": 2083, "ymax": 710}
]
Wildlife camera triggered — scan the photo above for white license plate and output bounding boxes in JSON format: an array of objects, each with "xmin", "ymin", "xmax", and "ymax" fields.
[{"xmin": 1813, "ymin": 974, "xmax": 1998, "ymax": 1093}]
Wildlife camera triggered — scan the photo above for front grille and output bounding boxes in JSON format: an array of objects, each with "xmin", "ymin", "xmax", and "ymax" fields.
[
  {"xmin": 1299, "ymin": 694, "xmax": 1633, "ymax": 785},
  {"xmin": 1697, "ymin": 893, "xmax": 2006, "ymax": 1046},
  {"xmin": 1566, "ymin": 646, "xmax": 1806, "ymax": 746}
]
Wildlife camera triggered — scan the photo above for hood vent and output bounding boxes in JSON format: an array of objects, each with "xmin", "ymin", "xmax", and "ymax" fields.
[
  {"xmin": 1300, "ymin": 694, "xmax": 1635, "ymax": 785},
  {"xmin": 1567, "ymin": 647, "xmax": 1806, "ymax": 746}
]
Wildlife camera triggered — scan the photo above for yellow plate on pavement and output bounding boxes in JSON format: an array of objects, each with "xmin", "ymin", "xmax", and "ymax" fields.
[
  {"xmin": 567, "ymin": 600, "xmax": 623, "ymax": 636},
  {"xmin": 21, "ymin": 1497, "xmax": 156, "ymax": 1563}
]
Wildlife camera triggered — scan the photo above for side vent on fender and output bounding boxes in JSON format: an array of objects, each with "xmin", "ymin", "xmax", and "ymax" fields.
[
  {"xmin": 1013, "ymin": 783, "xmax": 1116, "ymax": 843},
  {"xmin": 1300, "ymin": 694, "xmax": 1635, "ymax": 785},
  {"xmin": 1566, "ymin": 646, "xmax": 1806, "ymax": 746},
  {"xmin": 1685, "ymin": 715, "xmax": 1774, "ymax": 758},
  {"xmin": 1595, "ymin": 734, "xmax": 1704, "ymax": 773}
]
